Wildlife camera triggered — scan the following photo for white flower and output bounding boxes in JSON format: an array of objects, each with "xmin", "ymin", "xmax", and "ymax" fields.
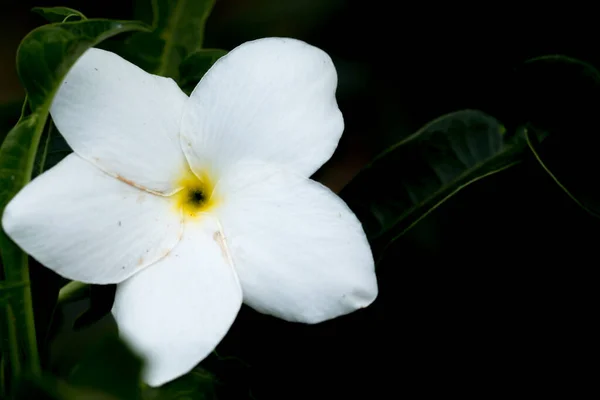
[{"xmin": 2, "ymin": 38, "xmax": 378, "ymax": 386}]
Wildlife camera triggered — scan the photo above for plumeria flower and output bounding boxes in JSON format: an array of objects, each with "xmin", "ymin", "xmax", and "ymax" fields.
[{"xmin": 2, "ymin": 38, "xmax": 378, "ymax": 386}]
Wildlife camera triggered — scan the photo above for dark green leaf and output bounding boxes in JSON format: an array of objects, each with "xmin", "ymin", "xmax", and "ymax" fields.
[
  {"xmin": 525, "ymin": 127, "xmax": 600, "ymax": 218},
  {"xmin": 69, "ymin": 336, "xmax": 143, "ymax": 400},
  {"xmin": 340, "ymin": 110, "xmax": 526, "ymax": 260},
  {"xmin": 179, "ymin": 49, "xmax": 227, "ymax": 93},
  {"xmin": 12, "ymin": 372, "xmax": 119, "ymax": 400},
  {"xmin": 0, "ymin": 18, "xmax": 150, "ymax": 384},
  {"xmin": 32, "ymin": 7, "xmax": 87, "ymax": 23},
  {"xmin": 18, "ymin": 20, "xmax": 150, "ymax": 111},
  {"xmin": 515, "ymin": 54, "xmax": 600, "ymax": 139},
  {"xmin": 33, "ymin": 120, "xmax": 72, "ymax": 177},
  {"xmin": 153, "ymin": 0, "xmax": 215, "ymax": 78},
  {"xmin": 515, "ymin": 55, "xmax": 600, "ymax": 217},
  {"xmin": 113, "ymin": 0, "xmax": 218, "ymax": 81},
  {"xmin": 73, "ymin": 284, "xmax": 116, "ymax": 331},
  {"xmin": 142, "ymin": 366, "xmax": 219, "ymax": 400}
]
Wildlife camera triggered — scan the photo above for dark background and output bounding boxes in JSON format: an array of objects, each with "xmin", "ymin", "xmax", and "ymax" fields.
[{"xmin": 1, "ymin": 1, "xmax": 597, "ymax": 398}]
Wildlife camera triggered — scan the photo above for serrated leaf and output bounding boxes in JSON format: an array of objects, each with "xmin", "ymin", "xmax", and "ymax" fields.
[
  {"xmin": 340, "ymin": 110, "xmax": 526, "ymax": 260},
  {"xmin": 32, "ymin": 7, "xmax": 87, "ymax": 23},
  {"xmin": 0, "ymin": 18, "xmax": 150, "ymax": 382}
]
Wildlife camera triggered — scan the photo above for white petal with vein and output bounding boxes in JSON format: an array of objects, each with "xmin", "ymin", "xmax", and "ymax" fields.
[{"xmin": 2, "ymin": 154, "xmax": 182, "ymax": 284}]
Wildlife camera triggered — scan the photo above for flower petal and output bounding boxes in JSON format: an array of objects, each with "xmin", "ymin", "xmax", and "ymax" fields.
[
  {"xmin": 181, "ymin": 37, "xmax": 344, "ymax": 179},
  {"xmin": 1, "ymin": 154, "xmax": 182, "ymax": 284},
  {"xmin": 215, "ymin": 161, "xmax": 378, "ymax": 324},
  {"xmin": 50, "ymin": 48, "xmax": 188, "ymax": 194},
  {"xmin": 112, "ymin": 217, "xmax": 242, "ymax": 387}
]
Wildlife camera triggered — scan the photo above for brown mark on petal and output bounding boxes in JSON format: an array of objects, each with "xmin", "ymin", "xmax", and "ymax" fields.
[
  {"xmin": 213, "ymin": 231, "xmax": 230, "ymax": 265},
  {"xmin": 137, "ymin": 256, "xmax": 144, "ymax": 266},
  {"xmin": 116, "ymin": 174, "xmax": 136, "ymax": 187},
  {"xmin": 160, "ymin": 248, "xmax": 173, "ymax": 259}
]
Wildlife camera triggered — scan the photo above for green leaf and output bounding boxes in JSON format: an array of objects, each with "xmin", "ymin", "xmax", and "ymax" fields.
[
  {"xmin": 68, "ymin": 336, "xmax": 143, "ymax": 400},
  {"xmin": 515, "ymin": 55, "xmax": 600, "ymax": 217},
  {"xmin": 11, "ymin": 337, "xmax": 142, "ymax": 399},
  {"xmin": 0, "ymin": 18, "xmax": 150, "ymax": 384},
  {"xmin": 72, "ymin": 284, "xmax": 116, "ymax": 331},
  {"xmin": 142, "ymin": 366, "xmax": 219, "ymax": 400},
  {"xmin": 525, "ymin": 127, "xmax": 600, "ymax": 218},
  {"xmin": 33, "ymin": 120, "xmax": 72, "ymax": 177},
  {"xmin": 12, "ymin": 373, "xmax": 118, "ymax": 400},
  {"xmin": 515, "ymin": 54, "xmax": 600, "ymax": 138},
  {"xmin": 153, "ymin": 0, "xmax": 215, "ymax": 78},
  {"xmin": 179, "ymin": 49, "xmax": 228, "ymax": 93},
  {"xmin": 113, "ymin": 0, "xmax": 221, "ymax": 82},
  {"xmin": 32, "ymin": 7, "xmax": 87, "ymax": 23},
  {"xmin": 340, "ymin": 110, "xmax": 526, "ymax": 260}
]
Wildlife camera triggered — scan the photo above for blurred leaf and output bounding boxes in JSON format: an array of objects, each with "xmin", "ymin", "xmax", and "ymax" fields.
[
  {"xmin": 179, "ymin": 49, "xmax": 227, "ymax": 93},
  {"xmin": 142, "ymin": 366, "xmax": 219, "ymax": 400},
  {"xmin": 114, "ymin": 0, "xmax": 221, "ymax": 82},
  {"xmin": 340, "ymin": 110, "xmax": 526, "ymax": 260},
  {"xmin": 0, "ymin": 18, "xmax": 150, "ymax": 385},
  {"xmin": 73, "ymin": 284, "xmax": 116, "ymax": 331},
  {"xmin": 12, "ymin": 372, "xmax": 118, "ymax": 400},
  {"xmin": 515, "ymin": 55, "xmax": 600, "ymax": 217},
  {"xmin": 12, "ymin": 336, "xmax": 141, "ymax": 400},
  {"xmin": 133, "ymin": 0, "xmax": 154, "ymax": 25},
  {"xmin": 69, "ymin": 336, "xmax": 143, "ymax": 400},
  {"xmin": 32, "ymin": 7, "xmax": 87, "ymax": 23}
]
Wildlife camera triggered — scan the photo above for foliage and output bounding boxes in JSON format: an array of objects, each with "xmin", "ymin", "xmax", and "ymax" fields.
[{"xmin": 1, "ymin": 1, "xmax": 598, "ymax": 399}]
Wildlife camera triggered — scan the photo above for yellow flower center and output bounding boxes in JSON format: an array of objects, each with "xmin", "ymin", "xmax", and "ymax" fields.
[{"xmin": 173, "ymin": 169, "xmax": 219, "ymax": 219}]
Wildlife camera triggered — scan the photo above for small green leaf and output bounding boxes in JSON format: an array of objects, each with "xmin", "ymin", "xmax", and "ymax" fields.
[
  {"xmin": 179, "ymin": 49, "xmax": 228, "ymax": 93},
  {"xmin": 0, "ymin": 18, "xmax": 150, "ymax": 384},
  {"xmin": 113, "ymin": 0, "xmax": 219, "ymax": 82},
  {"xmin": 32, "ymin": 7, "xmax": 87, "ymax": 23},
  {"xmin": 340, "ymin": 110, "xmax": 526, "ymax": 260}
]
